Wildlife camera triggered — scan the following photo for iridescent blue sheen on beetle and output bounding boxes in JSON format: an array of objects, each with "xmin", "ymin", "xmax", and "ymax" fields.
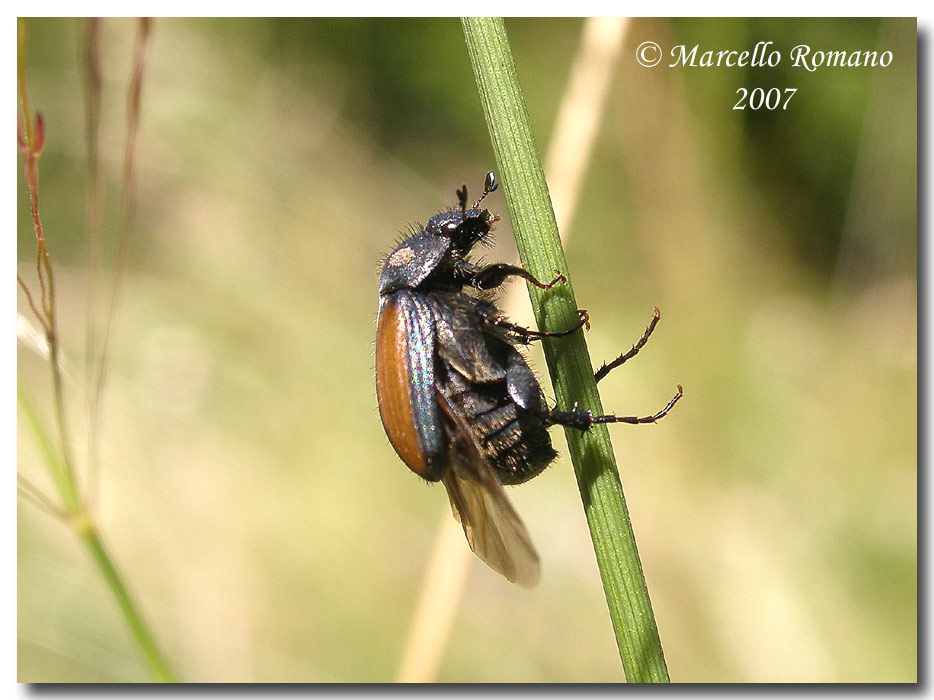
[{"xmin": 375, "ymin": 172, "xmax": 682, "ymax": 587}]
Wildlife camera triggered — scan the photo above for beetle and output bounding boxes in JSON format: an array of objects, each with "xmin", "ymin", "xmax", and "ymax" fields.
[{"xmin": 375, "ymin": 172, "xmax": 682, "ymax": 587}]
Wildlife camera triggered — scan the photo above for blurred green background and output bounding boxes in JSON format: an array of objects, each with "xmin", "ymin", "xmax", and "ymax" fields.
[{"xmin": 17, "ymin": 18, "xmax": 916, "ymax": 682}]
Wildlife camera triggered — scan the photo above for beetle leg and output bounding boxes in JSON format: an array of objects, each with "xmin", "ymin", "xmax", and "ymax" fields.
[
  {"xmin": 545, "ymin": 385, "xmax": 683, "ymax": 431},
  {"xmin": 467, "ymin": 263, "xmax": 567, "ymax": 292},
  {"xmin": 482, "ymin": 308, "xmax": 590, "ymax": 344},
  {"xmin": 594, "ymin": 307, "xmax": 661, "ymax": 383}
]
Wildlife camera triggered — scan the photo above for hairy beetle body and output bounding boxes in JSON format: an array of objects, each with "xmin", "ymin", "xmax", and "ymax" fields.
[{"xmin": 375, "ymin": 172, "xmax": 681, "ymax": 587}]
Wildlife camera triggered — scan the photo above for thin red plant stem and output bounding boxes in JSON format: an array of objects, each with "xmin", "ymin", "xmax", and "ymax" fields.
[
  {"xmin": 83, "ymin": 17, "xmax": 105, "ymax": 506},
  {"xmin": 91, "ymin": 17, "xmax": 151, "ymax": 439}
]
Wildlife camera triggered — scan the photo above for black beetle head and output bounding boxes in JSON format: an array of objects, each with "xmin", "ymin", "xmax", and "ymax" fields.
[
  {"xmin": 427, "ymin": 170, "xmax": 500, "ymax": 253},
  {"xmin": 426, "ymin": 207, "xmax": 496, "ymax": 254},
  {"xmin": 378, "ymin": 172, "xmax": 500, "ymax": 296}
]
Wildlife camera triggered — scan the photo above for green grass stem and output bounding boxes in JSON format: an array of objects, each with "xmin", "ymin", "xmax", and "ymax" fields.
[
  {"xmin": 18, "ymin": 386, "xmax": 176, "ymax": 682},
  {"xmin": 461, "ymin": 17, "xmax": 670, "ymax": 683},
  {"xmin": 18, "ymin": 19, "xmax": 174, "ymax": 682}
]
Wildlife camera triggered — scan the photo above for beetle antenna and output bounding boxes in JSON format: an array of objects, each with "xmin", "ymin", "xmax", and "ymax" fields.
[
  {"xmin": 456, "ymin": 184, "xmax": 469, "ymax": 215},
  {"xmin": 473, "ymin": 171, "xmax": 498, "ymax": 209}
]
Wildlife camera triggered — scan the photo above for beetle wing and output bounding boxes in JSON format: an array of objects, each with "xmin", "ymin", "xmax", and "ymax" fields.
[
  {"xmin": 437, "ymin": 390, "xmax": 541, "ymax": 588},
  {"xmin": 428, "ymin": 293, "xmax": 506, "ymax": 385}
]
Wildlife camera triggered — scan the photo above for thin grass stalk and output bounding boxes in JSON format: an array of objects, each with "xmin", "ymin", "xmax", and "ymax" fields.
[
  {"xmin": 78, "ymin": 520, "xmax": 175, "ymax": 682},
  {"xmin": 461, "ymin": 17, "xmax": 670, "ymax": 683},
  {"xmin": 18, "ymin": 473, "xmax": 67, "ymax": 520},
  {"xmin": 395, "ymin": 514, "xmax": 471, "ymax": 682},
  {"xmin": 17, "ymin": 276, "xmax": 46, "ymax": 332},
  {"xmin": 396, "ymin": 18, "xmax": 630, "ymax": 684},
  {"xmin": 88, "ymin": 18, "xmax": 151, "ymax": 505},
  {"xmin": 83, "ymin": 17, "xmax": 105, "ymax": 505},
  {"xmin": 18, "ymin": 386, "xmax": 79, "ymax": 514},
  {"xmin": 20, "ymin": 387, "xmax": 175, "ymax": 683},
  {"xmin": 543, "ymin": 17, "xmax": 627, "ymax": 241},
  {"xmin": 18, "ymin": 18, "xmax": 175, "ymax": 682},
  {"xmin": 18, "ymin": 20, "xmax": 76, "ymax": 494}
]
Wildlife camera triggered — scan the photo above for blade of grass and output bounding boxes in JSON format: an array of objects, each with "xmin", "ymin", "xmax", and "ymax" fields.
[
  {"xmin": 18, "ymin": 386, "xmax": 175, "ymax": 682},
  {"xmin": 462, "ymin": 17, "xmax": 670, "ymax": 683},
  {"xmin": 18, "ymin": 385, "xmax": 79, "ymax": 514},
  {"xmin": 395, "ymin": 513, "xmax": 472, "ymax": 682},
  {"xmin": 18, "ymin": 18, "xmax": 174, "ymax": 682},
  {"xmin": 83, "ymin": 17, "xmax": 104, "ymax": 506},
  {"xmin": 544, "ymin": 17, "xmax": 627, "ymax": 241},
  {"xmin": 87, "ymin": 18, "xmax": 151, "ymax": 507},
  {"xmin": 396, "ymin": 19, "xmax": 628, "ymax": 683}
]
